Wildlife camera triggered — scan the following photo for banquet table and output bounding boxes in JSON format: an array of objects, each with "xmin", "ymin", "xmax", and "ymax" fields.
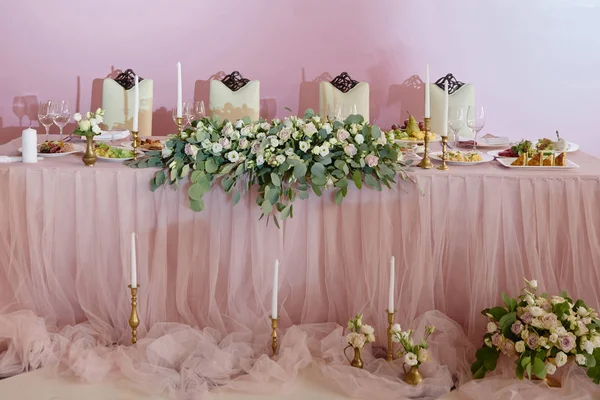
[{"xmin": 1, "ymin": 134, "xmax": 600, "ymax": 349}]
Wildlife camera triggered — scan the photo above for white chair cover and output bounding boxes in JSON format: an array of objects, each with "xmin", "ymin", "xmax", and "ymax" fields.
[
  {"xmin": 319, "ymin": 81, "xmax": 370, "ymax": 121},
  {"xmin": 430, "ymin": 83, "xmax": 474, "ymax": 139},
  {"xmin": 101, "ymin": 79, "xmax": 154, "ymax": 137},
  {"xmin": 209, "ymin": 80, "xmax": 260, "ymax": 122}
]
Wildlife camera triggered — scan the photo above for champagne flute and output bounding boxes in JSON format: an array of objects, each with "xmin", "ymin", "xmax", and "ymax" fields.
[
  {"xmin": 193, "ymin": 101, "xmax": 205, "ymax": 121},
  {"xmin": 38, "ymin": 100, "xmax": 55, "ymax": 141},
  {"xmin": 52, "ymin": 100, "xmax": 71, "ymax": 140},
  {"xmin": 448, "ymin": 107, "xmax": 465, "ymax": 148},
  {"xmin": 183, "ymin": 100, "xmax": 193, "ymax": 127},
  {"xmin": 467, "ymin": 106, "xmax": 486, "ymax": 151},
  {"xmin": 12, "ymin": 97, "xmax": 26, "ymax": 127}
]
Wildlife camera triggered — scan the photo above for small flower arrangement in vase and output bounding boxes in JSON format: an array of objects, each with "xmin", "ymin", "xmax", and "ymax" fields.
[
  {"xmin": 72, "ymin": 108, "xmax": 105, "ymax": 166},
  {"xmin": 344, "ymin": 314, "xmax": 376, "ymax": 369},
  {"xmin": 392, "ymin": 324, "xmax": 435, "ymax": 385},
  {"xmin": 472, "ymin": 278, "xmax": 600, "ymax": 387}
]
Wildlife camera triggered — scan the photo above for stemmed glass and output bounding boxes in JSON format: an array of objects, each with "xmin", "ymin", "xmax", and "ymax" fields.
[
  {"xmin": 12, "ymin": 97, "xmax": 26, "ymax": 127},
  {"xmin": 172, "ymin": 102, "xmax": 193, "ymax": 128},
  {"xmin": 345, "ymin": 104, "xmax": 358, "ymax": 118},
  {"xmin": 467, "ymin": 106, "xmax": 486, "ymax": 151},
  {"xmin": 52, "ymin": 100, "xmax": 71, "ymax": 140},
  {"xmin": 448, "ymin": 107, "xmax": 465, "ymax": 148},
  {"xmin": 193, "ymin": 101, "xmax": 206, "ymax": 121},
  {"xmin": 38, "ymin": 100, "xmax": 55, "ymax": 141}
]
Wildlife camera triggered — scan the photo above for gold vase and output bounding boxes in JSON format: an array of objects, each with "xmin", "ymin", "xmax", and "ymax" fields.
[
  {"xmin": 404, "ymin": 366, "xmax": 423, "ymax": 385},
  {"xmin": 344, "ymin": 345, "xmax": 364, "ymax": 369},
  {"xmin": 82, "ymin": 135, "xmax": 97, "ymax": 167}
]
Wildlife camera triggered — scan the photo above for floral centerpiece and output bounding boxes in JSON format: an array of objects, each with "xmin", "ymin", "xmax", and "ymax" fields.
[
  {"xmin": 128, "ymin": 109, "xmax": 412, "ymax": 225},
  {"xmin": 472, "ymin": 278, "xmax": 600, "ymax": 386},
  {"xmin": 392, "ymin": 324, "xmax": 435, "ymax": 385},
  {"xmin": 344, "ymin": 314, "xmax": 376, "ymax": 368},
  {"xmin": 72, "ymin": 108, "xmax": 105, "ymax": 166}
]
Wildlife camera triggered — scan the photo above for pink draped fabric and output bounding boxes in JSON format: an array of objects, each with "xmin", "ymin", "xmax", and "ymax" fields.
[{"xmin": 1, "ymin": 135, "xmax": 600, "ymax": 398}]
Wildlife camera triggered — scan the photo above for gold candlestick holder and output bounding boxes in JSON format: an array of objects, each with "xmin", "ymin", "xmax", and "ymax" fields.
[
  {"xmin": 270, "ymin": 316, "xmax": 278, "ymax": 357},
  {"xmin": 387, "ymin": 309, "xmax": 395, "ymax": 361},
  {"xmin": 437, "ymin": 136, "xmax": 450, "ymax": 171},
  {"xmin": 131, "ymin": 131, "xmax": 140, "ymax": 161},
  {"xmin": 176, "ymin": 117, "xmax": 183, "ymax": 136},
  {"xmin": 128, "ymin": 284, "xmax": 140, "ymax": 344},
  {"xmin": 417, "ymin": 117, "xmax": 433, "ymax": 169}
]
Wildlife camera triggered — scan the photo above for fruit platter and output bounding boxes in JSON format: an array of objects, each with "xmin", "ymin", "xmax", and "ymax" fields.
[{"xmin": 389, "ymin": 114, "xmax": 440, "ymax": 144}]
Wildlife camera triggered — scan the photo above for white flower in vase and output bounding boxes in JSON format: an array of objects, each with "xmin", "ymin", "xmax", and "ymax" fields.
[
  {"xmin": 73, "ymin": 113, "xmax": 82, "ymax": 122},
  {"xmin": 92, "ymin": 124, "xmax": 101, "ymax": 134},
  {"xmin": 391, "ymin": 324, "xmax": 402, "ymax": 333},
  {"xmin": 361, "ymin": 325, "xmax": 374, "ymax": 335},
  {"xmin": 417, "ymin": 348, "xmax": 429, "ymax": 363},
  {"xmin": 347, "ymin": 332, "xmax": 366, "ymax": 349},
  {"xmin": 404, "ymin": 352, "xmax": 418, "ymax": 366},
  {"xmin": 79, "ymin": 120, "xmax": 91, "ymax": 131}
]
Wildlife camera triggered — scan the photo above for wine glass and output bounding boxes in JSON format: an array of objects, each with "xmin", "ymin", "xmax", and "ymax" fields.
[
  {"xmin": 193, "ymin": 101, "xmax": 205, "ymax": 121},
  {"xmin": 345, "ymin": 104, "xmax": 358, "ymax": 118},
  {"xmin": 334, "ymin": 104, "xmax": 343, "ymax": 121},
  {"xmin": 448, "ymin": 107, "xmax": 465, "ymax": 147},
  {"xmin": 12, "ymin": 97, "xmax": 26, "ymax": 127},
  {"xmin": 52, "ymin": 100, "xmax": 71, "ymax": 140},
  {"xmin": 467, "ymin": 106, "xmax": 486, "ymax": 151},
  {"xmin": 38, "ymin": 100, "xmax": 55, "ymax": 141},
  {"xmin": 183, "ymin": 100, "xmax": 193, "ymax": 126}
]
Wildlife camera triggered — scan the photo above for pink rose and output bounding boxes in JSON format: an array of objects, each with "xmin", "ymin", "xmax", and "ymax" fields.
[
  {"xmin": 500, "ymin": 340, "xmax": 515, "ymax": 356},
  {"xmin": 511, "ymin": 321, "xmax": 523, "ymax": 335},
  {"xmin": 336, "ymin": 129, "xmax": 350, "ymax": 142},
  {"xmin": 219, "ymin": 137, "xmax": 231, "ymax": 150},
  {"xmin": 278, "ymin": 127, "xmax": 292, "ymax": 141},
  {"xmin": 344, "ymin": 144, "xmax": 357, "ymax": 157},
  {"xmin": 541, "ymin": 313, "xmax": 559, "ymax": 329},
  {"xmin": 520, "ymin": 311, "xmax": 533, "ymax": 324},
  {"xmin": 365, "ymin": 154, "xmax": 379, "ymax": 167},
  {"xmin": 251, "ymin": 141, "xmax": 261, "ymax": 154},
  {"xmin": 184, "ymin": 143, "xmax": 198, "ymax": 158},
  {"xmin": 526, "ymin": 332, "xmax": 539, "ymax": 349},
  {"xmin": 491, "ymin": 333, "xmax": 501, "ymax": 347},
  {"xmin": 239, "ymin": 138, "xmax": 249, "ymax": 149},
  {"xmin": 558, "ymin": 335, "xmax": 576, "ymax": 353}
]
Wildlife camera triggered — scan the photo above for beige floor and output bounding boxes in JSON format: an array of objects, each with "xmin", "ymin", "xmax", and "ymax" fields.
[{"xmin": 0, "ymin": 366, "xmax": 353, "ymax": 400}]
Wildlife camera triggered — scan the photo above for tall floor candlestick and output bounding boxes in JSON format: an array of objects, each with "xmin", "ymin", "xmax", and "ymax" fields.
[
  {"xmin": 271, "ymin": 316, "xmax": 278, "ymax": 357},
  {"xmin": 128, "ymin": 284, "xmax": 140, "ymax": 344},
  {"xmin": 387, "ymin": 309, "xmax": 395, "ymax": 361}
]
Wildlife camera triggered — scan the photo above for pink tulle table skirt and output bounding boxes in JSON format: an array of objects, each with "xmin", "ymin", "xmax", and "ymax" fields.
[{"xmin": 1, "ymin": 136, "xmax": 600, "ymax": 398}]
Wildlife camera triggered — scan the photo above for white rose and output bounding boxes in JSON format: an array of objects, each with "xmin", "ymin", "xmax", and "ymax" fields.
[
  {"xmin": 527, "ymin": 280, "xmax": 538, "ymax": 290},
  {"xmin": 231, "ymin": 131, "xmax": 240, "ymax": 141},
  {"xmin": 487, "ymin": 322, "xmax": 497, "ymax": 333},
  {"xmin": 391, "ymin": 324, "xmax": 402, "ymax": 333},
  {"xmin": 275, "ymin": 154, "xmax": 286, "ymax": 164},
  {"xmin": 515, "ymin": 341, "xmax": 526, "ymax": 353},
  {"xmin": 577, "ymin": 307, "xmax": 590, "ymax": 317},
  {"xmin": 525, "ymin": 294, "xmax": 535, "ymax": 306},
  {"xmin": 592, "ymin": 336, "xmax": 600, "ymax": 348},
  {"xmin": 285, "ymin": 148, "xmax": 294, "ymax": 156},
  {"xmin": 79, "ymin": 120, "xmax": 91, "ymax": 131},
  {"xmin": 319, "ymin": 146, "xmax": 330, "ymax": 157},
  {"xmin": 257, "ymin": 132, "xmax": 266, "ymax": 140},
  {"xmin": 551, "ymin": 296, "xmax": 566, "ymax": 304},
  {"xmin": 545, "ymin": 362, "xmax": 557, "ymax": 375},
  {"xmin": 270, "ymin": 137, "xmax": 280, "ymax": 148},
  {"xmin": 418, "ymin": 348, "xmax": 429, "ymax": 363},
  {"xmin": 555, "ymin": 327, "xmax": 567, "ymax": 336},
  {"xmin": 256, "ymin": 154, "xmax": 265, "ymax": 166},
  {"xmin": 283, "ymin": 119, "xmax": 293, "ymax": 128},
  {"xmin": 404, "ymin": 352, "xmax": 418, "ymax": 366},
  {"xmin": 89, "ymin": 118, "xmax": 98, "ymax": 126},
  {"xmin": 366, "ymin": 334, "xmax": 375, "ymax": 343},
  {"xmin": 211, "ymin": 143, "xmax": 223, "ymax": 154},
  {"xmin": 95, "ymin": 115, "xmax": 103, "ymax": 123},
  {"xmin": 549, "ymin": 333, "xmax": 559, "ymax": 343},
  {"xmin": 583, "ymin": 340, "xmax": 595, "ymax": 354},
  {"xmin": 576, "ymin": 354, "xmax": 587, "ymax": 365},
  {"xmin": 323, "ymin": 123, "xmax": 332, "ymax": 133},
  {"xmin": 361, "ymin": 325, "xmax": 374, "ymax": 335},
  {"xmin": 260, "ymin": 122, "xmax": 271, "ymax": 131},
  {"xmin": 354, "ymin": 134, "xmax": 364, "ymax": 145},
  {"xmin": 241, "ymin": 126, "xmax": 251, "ymax": 136},
  {"xmin": 312, "ymin": 146, "xmax": 321, "ymax": 155},
  {"xmin": 304, "ymin": 122, "xmax": 318, "ymax": 136},
  {"xmin": 92, "ymin": 124, "xmax": 101, "ymax": 134},
  {"xmin": 299, "ymin": 141, "xmax": 309, "ymax": 152},
  {"xmin": 530, "ymin": 306, "xmax": 544, "ymax": 317},
  {"xmin": 226, "ymin": 151, "xmax": 240, "ymax": 163},
  {"xmin": 555, "ymin": 351, "xmax": 568, "ymax": 367},
  {"xmin": 347, "ymin": 332, "xmax": 366, "ymax": 349},
  {"xmin": 73, "ymin": 113, "xmax": 82, "ymax": 122},
  {"xmin": 235, "ymin": 120, "xmax": 244, "ymax": 129},
  {"xmin": 85, "ymin": 111, "xmax": 91, "ymax": 119}
]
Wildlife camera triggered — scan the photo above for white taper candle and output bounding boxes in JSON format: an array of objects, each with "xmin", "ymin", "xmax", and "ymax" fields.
[
  {"xmin": 388, "ymin": 256, "xmax": 395, "ymax": 311},
  {"xmin": 272, "ymin": 259, "xmax": 279, "ymax": 319},
  {"xmin": 443, "ymin": 81, "xmax": 449, "ymax": 137},
  {"xmin": 424, "ymin": 64, "xmax": 430, "ymax": 118},
  {"xmin": 133, "ymin": 75, "xmax": 139, "ymax": 132},
  {"xmin": 131, "ymin": 233, "xmax": 137, "ymax": 288},
  {"xmin": 176, "ymin": 62, "xmax": 182, "ymax": 118}
]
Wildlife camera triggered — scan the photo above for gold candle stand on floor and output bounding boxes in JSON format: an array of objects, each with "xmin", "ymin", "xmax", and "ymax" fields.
[
  {"xmin": 128, "ymin": 285, "xmax": 140, "ymax": 344},
  {"xmin": 271, "ymin": 316, "xmax": 278, "ymax": 357},
  {"xmin": 131, "ymin": 131, "xmax": 140, "ymax": 161},
  {"xmin": 417, "ymin": 117, "xmax": 433, "ymax": 169},
  {"xmin": 176, "ymin": 117, "xmax": 183, "ymax": 136},
  {"xmin": 437, "ymin": 136, "xmax": 450, "ymax": 171},
  {"xmin": 387, "ymin": 309, "xmax": 395, "ymax": 361}
]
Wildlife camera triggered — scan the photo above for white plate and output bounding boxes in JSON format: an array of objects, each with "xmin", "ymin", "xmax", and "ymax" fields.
[
  {"xmin": 395, "ymin": 135, "xmax": 442, "ymax": 145},
  {"xmin": 458, "ymin": 137, "xmax": 511, "ymax": 148},
  {"xmin": 79, "ymin": 131, "xmax": 130, "ymax": 141},
  {"xmin": 497, "ymin": 157, "xmax": 579, "ymax": 169},
  {"xmin": 430, "ymin": 151, "xmax": 494, "ymax": 165},
  {"xmin": 19, "ymin": 144, "xmax": 84, "ymax": 158},
  {"xmin": 488, "ymin": 142, "xmax": 579, "ymax": 158},
  {"xmin": 121, "ymin": 142, "xmax": 164, "ymax": 152}
]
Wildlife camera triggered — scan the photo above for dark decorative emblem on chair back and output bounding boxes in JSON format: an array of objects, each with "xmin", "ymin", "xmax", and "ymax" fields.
[
  {"xmin": 330, "ymin": 72, "xmax": 359, "ymax": 93},
  {"xmin": 434, "ymin": 73, "xmax": 465, "ymax": 95},
  {"xmin": 114, "ymin": 69, "xmax": 144, "ymax": 90},
  {"xmin": 221, "ymin": 71, "xmax": 250, "ymax": 92}
]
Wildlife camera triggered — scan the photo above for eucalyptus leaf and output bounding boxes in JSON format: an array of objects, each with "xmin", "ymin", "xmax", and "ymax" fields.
[
  {"xmin": 261, "ymin": 199, "xmax": 273, "ymax": 214},
  {"xmin": 371, "ymin": 125, "xmax": 381, "ymax": 139},
  {"xmin": 188, "ymin": 183, "xmax": 205, "ymax": 201},
  {"xmin": 221, "ymin": 176, "xmax": 234, "ymax": 192},
  {"xmin": 235, "ymin": 163, "xmax": 245, "ymax": 176},
  {"xmin": 311, "ymin": 182, "xmax": 323, "ymax": 196},
  {"xmin": 190, "ymin": 198, "xmax": 205, "ymax": 212},
  {"xmin": 232, "ymin": 191, "xmax": 241, "ymax": 205},
  {"xmin": 334, "ymin": 177, "xmax": 348, "ymax": 188},
  {"xmin": 298, "ymin": 191, "xmax": 309, "ymax": 200},
  {"xmin": 352, "ymin": 170, "xmax": 362, "ymax": 189},
  {"xmin": 205, "ymin": 158, "xmax": 218, "ymax": 173},
  {"xmin": 311, "ymin": 163, "xmax": 325, "ymax": 178},
  {"xmin": 364, "ymin": 174, "xmax": 378, "ymax": 189},
  {"xmin": 281, "ymin": 205, "xmax": 291, "ymax": 220},
  {"xmin": 271, "ymin": 173, "xmax": 281, "ymax": 187},
  {"xmin": 334, "ymin": 189, "xmax": 344, "ymax": 205},
  {"xmin": 180, "ymin": 164, "xmax": 190, "ymax": 178}
]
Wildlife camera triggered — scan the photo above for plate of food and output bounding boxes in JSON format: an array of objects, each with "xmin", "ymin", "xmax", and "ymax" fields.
[
  {"xmin": 430, "ymin": 150, "xmax": 494, "ymax": 165},
  {"xmin": 121, "ymin": 138, "xmax": 164, "ymax": 152},
  {"xmin": 458, "ymin": 134, "xmax": 511, "ymax": 148},
  {"xmin": 390, "ymin": 114, "xmax": 441, "ymax": 144},
  {"xmin": 19, "ymin": 141, "xmax": 83, "ymax": 157},
  {"xmin": 94, "ymin": 143, "xmax": 140, "ymax": 161},
  {"xmin": 497, "ymin": 152, "xmax": 579, "ymax": 169},
  {"xmin": 489, "ymin": 136, "xmax": 579, "ymax": 158}
]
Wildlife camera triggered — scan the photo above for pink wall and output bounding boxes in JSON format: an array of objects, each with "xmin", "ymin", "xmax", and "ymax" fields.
[{"xmin": 1, "ymin": 0, "xmax": 599, "ymax": 154}]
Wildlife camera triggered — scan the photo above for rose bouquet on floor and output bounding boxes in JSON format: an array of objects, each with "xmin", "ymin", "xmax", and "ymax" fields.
[
  {"xmin": 344, "ymin": 314, "xmax": 376, "ymax": 368},
  {"xmin": 472, "ymin": 278, "xmax": 600, "ymax": 384}
]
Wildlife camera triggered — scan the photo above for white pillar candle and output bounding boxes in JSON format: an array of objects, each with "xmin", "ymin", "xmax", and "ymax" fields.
[
  {"xmin": 131, "ymin": 233, "xmax": 137, "ymax": 288},
  {"xmin": 133, "ymin": 75, "xmax": 139, "ymax": 132},
  {"xmin": 388, "ymin": 256, "xmax": 395, "ymax": 311},
  {"xmin": 272, "ymin": 259, "xmax": 279, "ymax": 319},
  {"xmin": 424, "ymin": 64, "xmax": 430, "ymax": 118},
  {"xmin": 176, "ymin": 62, "xmax": 182, "ymax": 118},
  {"xmin": 443, "ymin": 81, "xmax": 449, "ymax": 137},
  {"xmin": 21, "ymin": 128, "xmax": 37, "ymax": 163}
]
